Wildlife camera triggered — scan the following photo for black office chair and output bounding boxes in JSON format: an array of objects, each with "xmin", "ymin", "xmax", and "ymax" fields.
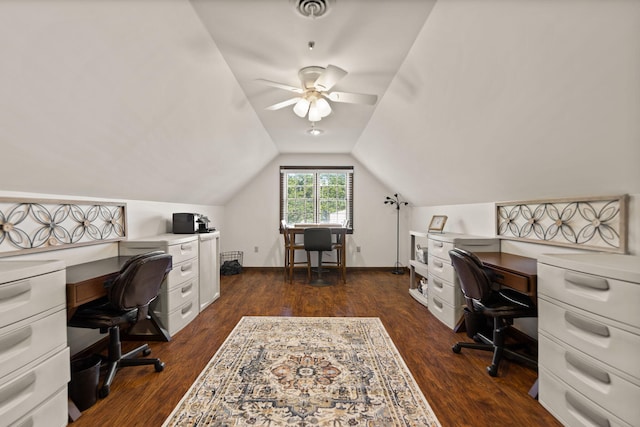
[
  {"xmin": 304, "ymin": 227, "xmax": 334, "ymax": 286},
  {"xmin": 449, "ymin": 248, "xmax": 537, "ymax": 377},
  {"xmin": 69, "ymin": 251, "xmax": 172, "ymax": 398}
]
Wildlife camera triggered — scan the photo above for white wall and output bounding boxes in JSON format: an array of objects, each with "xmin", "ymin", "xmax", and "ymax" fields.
[{"xmin": 223, "ymin": 153, "xmax": 407, "ymax": 269}]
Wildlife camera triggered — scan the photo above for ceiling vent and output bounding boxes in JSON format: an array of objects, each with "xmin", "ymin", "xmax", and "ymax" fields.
[{"xmin": 292, "ymin": 0, "xmax": 334, "ymax": 19}]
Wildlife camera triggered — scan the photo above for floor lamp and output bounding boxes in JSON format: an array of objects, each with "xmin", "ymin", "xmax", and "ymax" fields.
[{"xmin": 384, "ymin": 194, "xmax": 408, "ymax": 274}]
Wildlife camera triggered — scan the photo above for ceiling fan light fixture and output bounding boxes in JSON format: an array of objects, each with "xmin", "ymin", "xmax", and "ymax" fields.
[
  {"xmin": 316, "ymin": 97, "xmax": 332, "ymax": 117},
  {"xmin": 307, "ymin": 127, "xmax": 324, "ymax": 136},
  {"xmin": 293, "ymin": 98, "xmax": 310, "ymax": 118},
  {"xmin": 308, "ymin": 100, "xmax": 322, "ymax": 122}
]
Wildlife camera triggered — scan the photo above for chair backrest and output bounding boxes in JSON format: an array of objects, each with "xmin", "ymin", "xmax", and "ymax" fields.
[
  {"xmin": 449, "ymin": 248, "xmax": 493, "ymax": 306},
  {"xmin": 108, "ymin": 252, "xmax": 173, "ymax": 321},
  {"xmin": 304, "ymin": 227, "xmax": 333, "ymax": 251},
  {"xmin": 281, "ymin": 220, "xmax": 291, "ymax": 247}
]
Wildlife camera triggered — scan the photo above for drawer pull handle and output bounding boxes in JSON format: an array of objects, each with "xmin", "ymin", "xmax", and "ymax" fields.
[
  {"xmin": 565, "ymin": 312, "xmax": 610, "ymax": 337},
  {"xmin": 0, "ymin": 281, "xmax": 31, "ymax": 303},
  {"xmin": 0, "ymin": 326, "xmax": 32, "ymax": 361},
  {"xmin": 433, "ymin": 299, "xmax": 443, "ymax": 309},
  {"xmin": 181, "ymin": 283, "xmax": 192, "ymax": 294},
  {"xmin": 565, "ymin": 353, "xmax": 611, "ymax": 384},
  {"xmin": 181, "ymin": 303, "xmax": 193, "ymax": 315},
  {"xmin": 433, "ymin": 242, "xmax": 444, "ymax": 248},
  {"xmin": 181, "ymin": 263, "xmax": 192, "ymax": 272},
  {"xmin": 434, "ymin": 260, "xmax": 444, "ymax": 268},
  {"xmin": 0, "ymin": 372, "xmax": 36, "ymax": 409},
  {"xmin": 565, "ymin": 392, "xmax": 610, "ymax": 427},
  {"xmin": 565, "ymin": 272, "xmax": 609, "ymax": 291},
  {"xmin": 180, "ymin": 244, "xmax": 192, "ymax": 251},
  {"xmin": 433, "ymin": 279, "xmax": 443, "ymax": 289}
]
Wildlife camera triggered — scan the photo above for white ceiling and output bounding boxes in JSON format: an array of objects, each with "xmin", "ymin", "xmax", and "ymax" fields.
[
  {"xmin": 1, "ymin": 0, "xmax": 638, "ymax": 207},
  {"xmin": 190, "ymin": 0, "xmax": 436, "ymax": 153}
]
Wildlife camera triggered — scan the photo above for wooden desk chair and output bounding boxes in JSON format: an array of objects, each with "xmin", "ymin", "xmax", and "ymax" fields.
[{"xmin": 281, "ymin": 220, "xmax": 305, "ymax": 283}]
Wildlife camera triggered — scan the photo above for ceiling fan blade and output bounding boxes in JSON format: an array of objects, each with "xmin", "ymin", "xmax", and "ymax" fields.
[
  {"xmin": 265, "ymin": 97, "xmax": 302, "ymax": 110},
  {"xmin": 326, "ymin": 91, "xmax": 378, "ymax": 105},
  {"xmin": 255, "ymin": 79, "xmax": 303, "ymax": 94},
  {"xmin": 313, "ymin": 65, "xmax": 348, "ymax": 91}
]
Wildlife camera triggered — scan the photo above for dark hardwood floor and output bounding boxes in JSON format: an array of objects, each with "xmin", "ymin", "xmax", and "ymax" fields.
[{"xmin": 70, "ymin": 268, "xmax": 560, "ymax": 426}]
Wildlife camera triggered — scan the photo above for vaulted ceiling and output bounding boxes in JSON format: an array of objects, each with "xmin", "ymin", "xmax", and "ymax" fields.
[{"xmin": 1, "ymin": 0, "xmax": 638, "ymax": 207}]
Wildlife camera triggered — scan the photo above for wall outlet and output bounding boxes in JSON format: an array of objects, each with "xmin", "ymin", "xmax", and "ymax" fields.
[
  {"xmin": 356, "ymin": 246, "xmax": 361, "ymax": 253},
  {"xmin": 254, "ymin": 246, "xmax": 259, "ymax": 253}
]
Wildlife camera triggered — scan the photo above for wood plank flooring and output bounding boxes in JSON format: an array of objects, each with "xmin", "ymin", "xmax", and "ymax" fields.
[{"xmin": 70, "ymin": 268, "xmax": 560, "ymax": 426}]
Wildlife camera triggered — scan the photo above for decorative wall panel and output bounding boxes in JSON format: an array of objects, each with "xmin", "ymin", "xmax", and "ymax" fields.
[
  {"xmin": 496, "ymin": 195, "xmax": 627, "ymax": 254},
  {"xmin": 0, "ymin": 198, "xmax": 127, "ymax": 257}
]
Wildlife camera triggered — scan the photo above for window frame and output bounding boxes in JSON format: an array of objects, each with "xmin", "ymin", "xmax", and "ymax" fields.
[{"xmin": 280, "ymin": 166, "xmax": 353, "ymax": 233}]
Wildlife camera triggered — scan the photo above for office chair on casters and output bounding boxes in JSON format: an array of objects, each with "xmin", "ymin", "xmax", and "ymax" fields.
[
  {"xmin": 69, "ymin": 251, "xmax": 172, "ymax": 398},
  {"xmin": 304, "ymin": 227, "xmax": 334, "ymax": 286},
  {"xmin": 449, "ymin": 248, "xmax": 537, "ymax": 377}
]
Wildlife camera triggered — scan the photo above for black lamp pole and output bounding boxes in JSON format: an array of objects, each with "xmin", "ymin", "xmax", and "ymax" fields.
[{"xmin": 384, "ymin": 193, "xmax": 408, "ymax": 275}]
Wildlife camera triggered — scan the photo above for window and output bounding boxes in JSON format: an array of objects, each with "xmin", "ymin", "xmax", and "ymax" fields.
[{"xmin": 280, "ymin": 166, "xmax": 353, "ymax": 230}]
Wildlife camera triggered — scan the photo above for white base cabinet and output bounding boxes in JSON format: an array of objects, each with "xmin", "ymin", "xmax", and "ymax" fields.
[
  {"xmin": 426, "ymin": 233, "xmax": 499, "ymax": 329},
  {"xmin": 120, "ymin": 234, "xmax": 200, "ymax": 337},
  {"xmin": 198, "ymin": 231, "xmax": 220, "ymax": 311},
  {"xmin": 0, "ymin": 260, "xmax": 68, "ymax": 427},
  {"xmin": 538, "ymin": 253, "xmax": 640, "ymax": 427}
]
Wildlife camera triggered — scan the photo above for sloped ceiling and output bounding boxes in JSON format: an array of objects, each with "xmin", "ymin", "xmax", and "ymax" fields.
[{"xmin": 1, "ymin": 0, "xmax": 639, "ymax": 207}]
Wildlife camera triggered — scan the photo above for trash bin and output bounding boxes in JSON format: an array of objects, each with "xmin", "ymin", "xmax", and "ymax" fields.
[
  {"xmin": 463, "ymin": 307, "xmax": 486, "ymax": 339},
  {"xmin": 69, "ymin": 354, "xmax": 101, "ymax": 411}
]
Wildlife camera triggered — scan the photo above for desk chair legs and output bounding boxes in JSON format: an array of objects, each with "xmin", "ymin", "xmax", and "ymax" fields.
[
  {"xmin": 99, "ymin": 325, "xmax": 164, "ymax": 398},
  {"xmin": 452, "ymin": 317, "xmax": 536, "ymax": 377}
]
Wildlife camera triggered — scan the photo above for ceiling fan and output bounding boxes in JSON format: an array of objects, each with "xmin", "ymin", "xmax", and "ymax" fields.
[{"xmin": 257, "ymin": 65, "xmax": 378, "ymax": 122}]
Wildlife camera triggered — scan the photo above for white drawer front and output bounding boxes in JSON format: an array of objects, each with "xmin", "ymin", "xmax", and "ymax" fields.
[
  {"xmin": 427, "ymin": 255, "xmax": 455, "ymax": 283},
  {"xmin": 540, "ymin": 367, "xmax": 632, "ymax": 427},
  {"xmin": 0, "ymin": 310, "xmax": 66, "ymax": 381},
  {"xmin": 539, "ymin": 263, "xmax": 640, "ymax": 328},
  {"xmin": 154, "ymin": 297, "xmax": 198, "ymax": 336},
  {"xmin": 539, "ymin": 333, "xmax": 640, "ymax": 425},
  {"xmin": 10, "ymin": 387, "xmax": 68, "ymax": 427},
  {"xmin": 155, "ymin": 277, "xmax": 199, "ymax": 313},
  {"xmin": 428, "ymin": 293, "xmax": 463, "ymax": 330},
  {"xmin": 0, "ymin": 270, "xmax": 65, "ymax": 329},
  {"xmin": 428, "ymin": 272, "xmax": 463, "ymax": 307},
  {"xmin": 166, "ymin": 241, "xmax": 198, "ymax": 265},
  {"xmin": 427, "ymin": 239, "xmax": 454, "ymax": 261},
  {"xmin": 539, "ymin": 298, "xmax": 640, "ymax": 380},
  {"xmin": 165, "ymin": 259, "xmax": 198, "ymax": 289},
  {"xmin": 0, "ymin": 347, "xmax": 69, "ymax": 427}
]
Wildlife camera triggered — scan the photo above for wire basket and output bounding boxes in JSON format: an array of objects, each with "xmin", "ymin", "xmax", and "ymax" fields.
[
  {"xmin": 220, "ymin": 251, "xmax": 243, "ymax": 265},
  {"xmin": 220, "ymin": 251, "xmax": 243, "ymax": 275}
]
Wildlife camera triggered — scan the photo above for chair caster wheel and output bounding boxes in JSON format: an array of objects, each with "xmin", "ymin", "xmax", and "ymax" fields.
[
  {"xmin": 452, "ymin": 344, "xmax": 461, "ymax": 353},
  {"xmin": 487, "ymin": 365, "xmax": 498, "ymax": 377},
  {"xmin": 155, "ymin": 361, "xmax": 165, "ymax": 372},
  {"xmin": 143, "ymin": 348, "xmax": 151, "ymax": 356},
  {"xmin": 99, "ymin": 385, "xmax": 110, "ymax": 399}
]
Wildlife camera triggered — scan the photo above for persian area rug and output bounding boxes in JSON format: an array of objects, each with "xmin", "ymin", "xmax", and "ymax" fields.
[{"xmin": 163, "ymin": 316, "xmax": 441, "ymax": 426}]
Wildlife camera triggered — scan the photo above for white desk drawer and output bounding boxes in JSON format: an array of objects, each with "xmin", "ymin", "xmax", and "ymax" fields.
[
  {"xmin": 0, "ymin": 347, "xmax": 69, "ymax": 427},
  {"xmin": 428, "ymin": 293, "xmax": 463, "ymax": 330},
  {"xmin": 155, "ymin": 277, "xmax": 199, "ymax": 313},
  {"xmin": 428, "ymin": 239, "xmax": 454, "ymax": 260},
  {"xmin": 428, "ymin": 272, "xmax": 463, "ymax": 307},
  {"xmin": 538, "ymin": 263, "xmax": 640, "ymax": 328},
  {"xmin": 154, "ymin": 297, "xmax": 198, "ymax": 336},
  {"xmin": 0, "ymin": 310, "xmax": 66, "ymax": 381},
  {"xmin": 0, "ymin": 270, "xmax": 65, "ymax": 329},
  {"xmin": 539, "ymin": 298, "xmax": 640, "ymax": 380},
  {"xmin": 10, "ymin": 387, "xmax": 68, "ymax": 427},
  {"xmin": 540, "ymin": 367, "xmax": 632, "ymax": 427},
  {"xmin": 427, "ymin": 255, "xmax": 455, "ymax": 283},
  {"xmin": 165, "ymin": 259, "xmax": 198, "ymax": 289},
  {"xmin": 166, "ymin": 242, "xmax": 198, "ymax": 265},
  {"xmin": 539, "ymin": 333, "xmax": 640, "ymax": 425}
]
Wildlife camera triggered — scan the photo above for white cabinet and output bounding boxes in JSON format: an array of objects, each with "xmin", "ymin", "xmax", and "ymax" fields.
[
  {"xmin": 408, "ymin": 230, "xmax": 430, "ymax": 307},
  {"xmin": 0, "ymin": 260, "xmax": 69, "ymax": 427},
  {"xmin": 120, "ymin": 234, "xmax": 200, "ymax": 337},
  {"xmin": 426, "ymin": 233, "xmax": 499, "ymax": 330},
  {"xmin": 198, "ymin": 231, "xmax": 220, "ymax": 311},
  {"xmin": 538, "ymin": 253, "xmax": 640, "ymax": 427}
]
